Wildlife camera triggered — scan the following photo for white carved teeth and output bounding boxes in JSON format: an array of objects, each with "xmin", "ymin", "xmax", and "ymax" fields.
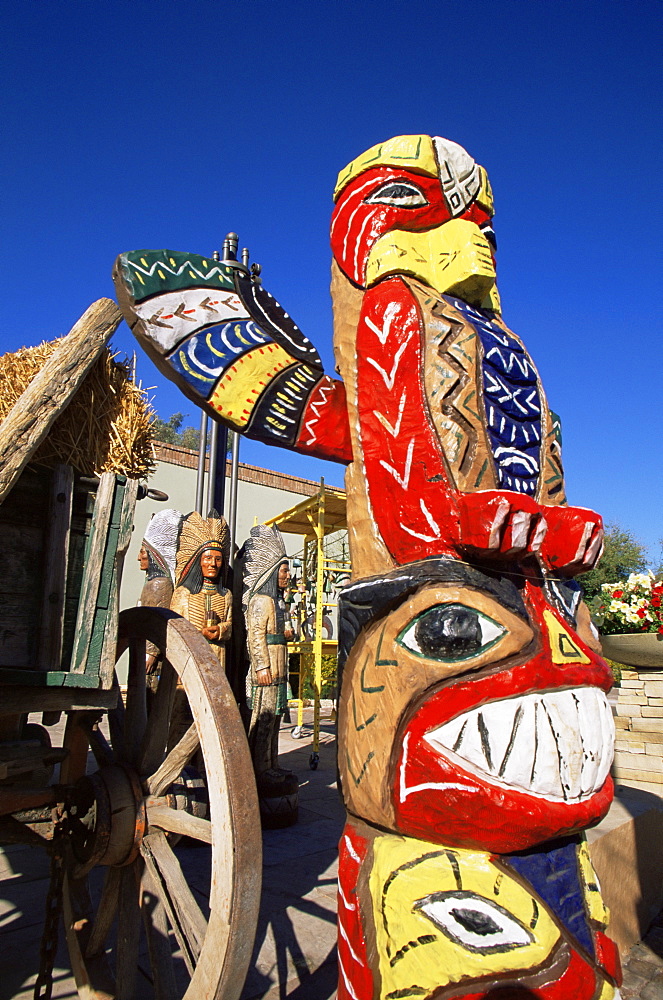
[{"xmin": 425, "ymin": 687, "xmax": 615, "ymax": 802}]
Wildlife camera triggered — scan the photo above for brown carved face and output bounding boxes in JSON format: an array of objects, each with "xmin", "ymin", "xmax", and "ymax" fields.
[
  {"xmin": 138, "ymin": 546, "xmax": 150, "ymax": 571},
  {"xmin": 277, "ymin": 562, "xmax": 291, "ymax": 590},
  {"xmin": 337, "ymin": 559, "xmax": 614, "ymax": 854},
  {"xmin": 200, "ymin": 548, "xmax": 223, "ymax": 581}
]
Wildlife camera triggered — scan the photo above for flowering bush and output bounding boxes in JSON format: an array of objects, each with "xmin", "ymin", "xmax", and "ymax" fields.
[{"xmin": 589, "ymin": 572, "xmax": 663, "ymax": 635}]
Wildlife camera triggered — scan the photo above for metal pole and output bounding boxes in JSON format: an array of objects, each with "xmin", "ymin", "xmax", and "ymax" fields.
[
  {"xmin": 228, "ymin": 430, "xmax": 240, "ymax": 568},
  {"xmin": 195, "ymin": 411, "xmax": 208, "ymax": 514},
  {"xmin": 205, "ymin": 419, "xmax": 228, "ymax": 516},
  {"xmin": 206, "ymin": 420, "xmax": 218, "ymax": 516},
  {"xmin": 211, "ymin": 422, "xmax": 227, "ymax": 515},
  {"xmin": 312, "ymin": 478, "xmax": 325, "ymax": 760}
]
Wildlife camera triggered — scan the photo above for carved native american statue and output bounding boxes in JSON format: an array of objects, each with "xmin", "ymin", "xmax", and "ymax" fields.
[
  {"xmin": 137, "ymin": 507, "xmax": 183, "ymax": 683},
  {"xmin": 114, "ymin": 134, "xmax": 620, "ymax": 998},
  {"xmin": 171, "ymin": 510, "xmax": 232, "ymax": 665},
  {"xmin": 242, "ymin": 524, "xmax": 298, "ymax": 827},
  {"xmin": 138, "ymin": 509, "xmax": 182, "ymax": 609}
]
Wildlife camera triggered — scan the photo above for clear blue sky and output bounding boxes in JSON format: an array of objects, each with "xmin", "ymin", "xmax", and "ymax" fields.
[{"xmin": 1, "ymin": 1, "xmax": 661, "ymax": 563}]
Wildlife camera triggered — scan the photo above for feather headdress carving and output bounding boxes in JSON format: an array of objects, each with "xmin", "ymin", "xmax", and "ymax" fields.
[
  {"xmin": 242, "ymin": 525, "xmax": 287, "ymax": 609},
  {"xmin": 143, "ymin": 509, "xmax": 183, "ymax": 584},
  {"xmin": 175, "ymin": 510, "xmax": 230, "ymax": 586}
]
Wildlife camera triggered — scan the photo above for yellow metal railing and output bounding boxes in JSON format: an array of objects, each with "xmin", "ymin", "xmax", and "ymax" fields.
[{"xmin": 264, "ymin": 479, "xmax": 348, "ymax": 766}]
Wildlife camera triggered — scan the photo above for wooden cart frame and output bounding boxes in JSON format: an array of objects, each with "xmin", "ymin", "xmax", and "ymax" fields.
[{"xmin": 0, "ymin": 302, "xmax": 261, "ymax": 1000}]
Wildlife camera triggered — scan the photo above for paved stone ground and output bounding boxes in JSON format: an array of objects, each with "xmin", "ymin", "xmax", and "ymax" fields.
[
  {"xmin": 620, "ymin": 909, "xmax": 663, "ymax": 999},
  {"xmin": 0, "ymin": 708, "xmax": 661, "ymax": 998}
]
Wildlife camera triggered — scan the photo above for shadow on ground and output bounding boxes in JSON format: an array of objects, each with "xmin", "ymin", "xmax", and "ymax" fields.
[
  {"xmin": 242, "ymin": 719, "xmax": 343, "ymax": 1000},
  {"xmin": 0, "ymin": 841, "xmax": 77, "ymax": 999}
]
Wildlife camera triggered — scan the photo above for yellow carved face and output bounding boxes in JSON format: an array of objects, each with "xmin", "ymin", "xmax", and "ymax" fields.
[{"xmin": 369, "ymin": 834, "xmax": 561, "ymax": 999}]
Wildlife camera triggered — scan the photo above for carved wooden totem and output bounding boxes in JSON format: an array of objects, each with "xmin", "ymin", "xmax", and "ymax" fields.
[
  {"xmin": 329, "ymin": 136, "xmax": 619, "ymax": 1000},
  {"xmin": 114, "ymin": 134, "xmax": 620, "ymax": 998}
]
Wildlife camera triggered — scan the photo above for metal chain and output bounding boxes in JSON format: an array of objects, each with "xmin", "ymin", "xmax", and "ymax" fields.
[{"xmin": 33, "ymin": 820, "xmax": 66, "ymax": 1000}]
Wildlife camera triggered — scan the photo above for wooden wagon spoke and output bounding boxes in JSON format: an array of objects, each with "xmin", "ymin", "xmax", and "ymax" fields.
[
  {"xmin": 146, "ymin": 797, "xmax": 212, "ymax": 844},
  {"xmin": 85, "ymin": 865, "xmax": 122, "ymax": 958},
  {"xmin": 138, "ymin": 658, "xmax": 177, "ymax": 777},
  {"xmin": 140, "ymin": 832, "xmax": 207, "ymax": 977},
  {"xmin": 81, "ymin": 719, "xmax": 115, "ymax": 768},
  {"xmin": 141, "ymin": 862, "xmax": 179, "ymax": 1000},
  {"xmin": 109, "ymin": 686, "xmax": 126, "ymax": 757},
  {"xmin": 115, "ymin": 861, "xmax": 143, "ymax": 1000},
  {"xmin": 63, "ymin": 872, "xmax": 117, "ymax": 998},
  {"xmin": 123, "ymin": 639, "xmax": 148, "ymax": 765},
  {"xmin": 146, "ymin": 724, "xmax": 199, "ymax": 798},
  {"xmin": 61, "ymin": 711, "xmax": 96, "ymax": 784}
]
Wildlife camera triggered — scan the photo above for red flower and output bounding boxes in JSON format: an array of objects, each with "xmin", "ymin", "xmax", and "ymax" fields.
[
  {"xmin": 612, "ymin": 589, "xmax": 623, "ymax": 599},
  {"xmin": 637, "ymin": 609, "xmax": 647, "ymax": 618},
  {"xmin": 652, "ymin": 597, "xmax": 661, "ymax": 608},
  {"xmin": 658, "ymin": 625, "xmax": 663, "ymax": 634}
]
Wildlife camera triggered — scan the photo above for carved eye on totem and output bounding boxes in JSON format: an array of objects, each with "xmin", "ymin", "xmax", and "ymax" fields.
[
  {"xmin": 397, "ymin": 604, "xmax": 506, "ymax": 662},
  {"xmin": 415, "ymin": 890, "xmax": 534, "ymax": 953},
  {"xmin": 365, "ymin": 180, "xmax": 429, "ymax": 208}
]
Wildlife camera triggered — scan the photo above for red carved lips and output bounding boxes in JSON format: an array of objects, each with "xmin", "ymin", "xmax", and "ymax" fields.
[{"xmin": 393, "ymin": 651, "xmax": 615, "ymax": 853}]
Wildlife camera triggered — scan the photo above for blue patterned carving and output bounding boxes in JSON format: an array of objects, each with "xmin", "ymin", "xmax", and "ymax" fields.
[
  {"xmin": 505, "ymin": 838, "xmax": 594, "ymax": 958},
  {"xmin": 167, "ymin": 320, "xmax": 269, "ymax": 398},
  {"xmin": 447, "ymin": 297, "xmax": 542, "ymax": 496}
]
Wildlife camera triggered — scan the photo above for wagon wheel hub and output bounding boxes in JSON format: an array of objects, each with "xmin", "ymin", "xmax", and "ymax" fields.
[{"xmin": 67, "ymin": 764, "xmax": 145, "ymax": 876}]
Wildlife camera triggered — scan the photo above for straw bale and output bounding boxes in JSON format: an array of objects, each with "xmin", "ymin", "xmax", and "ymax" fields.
[{"xmin": 0, "ymin": 338, "xmax": 156, "ymax": 478}]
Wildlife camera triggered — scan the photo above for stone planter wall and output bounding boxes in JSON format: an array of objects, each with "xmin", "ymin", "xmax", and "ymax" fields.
[{"xmin": 613, "ymin": 669, "xmax": 663, "ymax": 793}]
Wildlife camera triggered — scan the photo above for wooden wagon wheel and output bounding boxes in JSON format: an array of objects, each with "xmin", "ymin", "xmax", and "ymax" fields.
[{"xmin": 60, "ymin": 606, "xmax": 262, "ymax": 1000}]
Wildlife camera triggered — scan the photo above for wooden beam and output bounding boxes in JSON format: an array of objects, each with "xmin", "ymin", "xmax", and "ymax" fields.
[
  {"xmin": 37, "ymin": 464, "xmax": 74, "ymax": 670},
  {"xmin": 70, "ymin": 473, "xmax": 116, "ymax": 674},
  {"xmin": 0, "ymin": 298, "xmax": 122, "ymax": 506}
]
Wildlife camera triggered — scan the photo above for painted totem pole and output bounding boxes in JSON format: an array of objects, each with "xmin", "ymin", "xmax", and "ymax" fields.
[
  {"xmin": 243, "ymin": 524, "xmax": 299, "ymax": 827},
  {"xmin": 114, "ymin": 134, "xmax": 620, "ymax": 997}
]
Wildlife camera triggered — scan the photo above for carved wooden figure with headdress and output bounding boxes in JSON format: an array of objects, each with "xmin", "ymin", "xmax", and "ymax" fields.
[
  {"xmin": 243, "ymin": 525, "xmax": 298, "ymax": 827},
  {"xmin": 171, "ymin": 510, "xmax": 232, "ymax": 665},
  {"xmin": 137, "ymin": 508, "xmax": 183, "ymax": 681}
]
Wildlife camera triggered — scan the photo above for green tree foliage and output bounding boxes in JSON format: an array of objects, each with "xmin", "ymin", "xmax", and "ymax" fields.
[
  {"xmin": 180, "ymin": 424, "xmax": 201, "ymax": 450},
  {"xmin": 151, "ymin": 412, "xmax": 233, "ymax": 457},
  {"xmin": 152, "ymin": 412, "xmax": 200, "ymax": 450},
  {"xmin": 654, "ymin": 538, "xmax": 663, "ymax": 579},
  {"xmin": 291, "ymin": 652, "xmax": 337, "ymax": 700},
  {"xmin": 580, "ymin": 523, "xmax": 649, "ymax": 598}
]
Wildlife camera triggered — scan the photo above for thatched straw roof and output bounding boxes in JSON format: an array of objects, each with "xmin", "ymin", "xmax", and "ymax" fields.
[{"xmin": 0, "ymin": 338, "xmax": 155, "ymax": 479}]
